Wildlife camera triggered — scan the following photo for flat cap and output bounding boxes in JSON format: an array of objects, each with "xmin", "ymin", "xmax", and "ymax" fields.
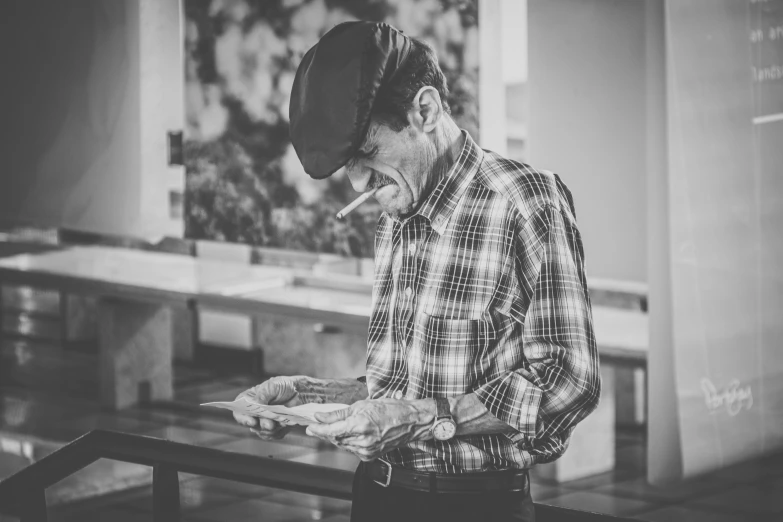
[{"xmin": 289, "ymin": 21, "xmax": 411, "ymax": 179}]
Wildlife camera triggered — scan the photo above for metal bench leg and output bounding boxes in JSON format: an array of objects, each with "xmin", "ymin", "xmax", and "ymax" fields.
[
  {"xmin": 171, "ymin": 301, "xmax": 198, "ymax": 362},
  {"xmin": 153, "ymin": 464, "xmax": 180, "ymax": 522},
  {"xmin": 616, "ymin": 365, "xmax": 648, "ymax": 428},
  {"xmin": 19, "ymin": 487, "xmax": 47, "ymax": 522},
  {"xmin": 61, "ymin": 293, "xmax": 98, "ymax": 347},
  {"xmin": 0, "ymin": 284, "xmax": 4, "ymax": 341}
]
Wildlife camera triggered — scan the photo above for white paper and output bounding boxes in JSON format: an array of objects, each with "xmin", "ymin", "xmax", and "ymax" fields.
[{"xmin": 201, "ymin": 397, "xmax": 348, "ymax": 426}]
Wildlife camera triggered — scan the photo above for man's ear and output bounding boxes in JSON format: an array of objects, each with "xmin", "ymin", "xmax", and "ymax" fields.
[{"xmin": 407, "ymin": 86, "xmax": 442, "ymax": 133}]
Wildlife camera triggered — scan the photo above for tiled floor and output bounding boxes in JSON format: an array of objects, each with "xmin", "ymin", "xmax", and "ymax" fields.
[{"xmin": 1, "ymin": 338, "xmax": 783, "ymax": 522}]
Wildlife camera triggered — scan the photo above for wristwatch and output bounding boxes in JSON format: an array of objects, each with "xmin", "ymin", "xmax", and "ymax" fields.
[{"xmin": 431, "ymin": 397, "xmax": 457, "ymax": 441}]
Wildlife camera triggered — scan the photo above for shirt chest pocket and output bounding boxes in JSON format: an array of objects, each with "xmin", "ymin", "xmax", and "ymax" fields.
[
  {"xmin": 406, "ymin": 312, "xmax": 498, "ymax": 397},
  {"xmin": 415, "ymin": 233, "xmax": 507, "ymax": 320}
]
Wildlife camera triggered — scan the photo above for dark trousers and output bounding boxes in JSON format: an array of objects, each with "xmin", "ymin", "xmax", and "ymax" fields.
[{"xmin": 350, "ymin": 462, "xmax": 536, "ymax": 522}]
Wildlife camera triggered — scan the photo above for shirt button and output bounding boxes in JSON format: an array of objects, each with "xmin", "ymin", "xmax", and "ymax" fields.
[
  {"xmin": 408, "ymin": 243, "xmax": 416, "ymax": 254},
  {"xmin": 393, "ymin": 390, "xmax": 404, "ymax": 400},
  {"xmin": 405, "ymin": 287, "xmax": 413, "ymax": 298}
]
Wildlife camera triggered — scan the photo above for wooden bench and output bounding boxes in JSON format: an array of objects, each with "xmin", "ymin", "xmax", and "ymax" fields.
[
  {"xmin": 0, "ymin": 246, "xmax": 291, "ymax": 409},
  {"xmin": 588, "ymin": 277, "xmax": 647, "ymax": 312}
]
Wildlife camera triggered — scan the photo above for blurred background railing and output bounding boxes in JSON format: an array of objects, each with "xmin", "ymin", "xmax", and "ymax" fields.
[{"xmin": 0, "ymin": 430, "xmax": 637, "ymax": 522}]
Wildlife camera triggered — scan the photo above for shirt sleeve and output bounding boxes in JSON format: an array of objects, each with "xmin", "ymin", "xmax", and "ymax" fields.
[{"xmin": 473, "ymin": 203, "xmax": 601, "ymax": 448}]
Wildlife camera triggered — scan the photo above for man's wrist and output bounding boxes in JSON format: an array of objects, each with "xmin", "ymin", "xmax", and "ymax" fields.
[{"xmin": 409, "ymin": 398, "xmax": 439, "ymax": 440}]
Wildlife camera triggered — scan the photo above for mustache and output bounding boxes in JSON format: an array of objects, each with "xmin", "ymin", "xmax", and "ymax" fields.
[{"xmin": 369, "ymin": 171, "xmax": 395, "ymax": 190}]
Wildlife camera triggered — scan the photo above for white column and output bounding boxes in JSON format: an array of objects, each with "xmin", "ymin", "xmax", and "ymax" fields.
[
  {"xmin": 139, "ymin": 0, "xmax": 186, "ymax": 239},
  {"xmin": 478, "ymin": 0, "xmax": 507, "ymax": 155}
]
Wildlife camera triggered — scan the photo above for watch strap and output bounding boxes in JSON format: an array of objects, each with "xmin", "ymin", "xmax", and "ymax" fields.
[{"xmin": 435, "ymin": 397, "xmax": 451, "ymax": 419}]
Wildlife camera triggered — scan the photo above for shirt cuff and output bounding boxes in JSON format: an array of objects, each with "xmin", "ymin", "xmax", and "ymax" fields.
[{"xmin": 473, "ymin": 371, "xmax": 542, "ymax": 442}]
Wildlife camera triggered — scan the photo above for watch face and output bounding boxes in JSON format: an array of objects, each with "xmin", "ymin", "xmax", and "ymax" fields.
[{"xmin": 433, "ymin": 419, "xmax": 457, "ymax": 441}]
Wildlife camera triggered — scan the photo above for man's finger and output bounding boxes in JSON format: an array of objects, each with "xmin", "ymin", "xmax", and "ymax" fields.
[
  {"xmin": 257, "ymin": 417, "xmax": 278, "ymax": 431},
  {"xmin": 234, "ymin": 413, "xmax": 258, "ymax": 428},
  {"xmin": 251, "ymin": 377, "xmax": 299, "ymax": 406},
  {"xmin": 256, "ymin": 410, "xmax": 284, "ymax": 421},
  {"xmin": 326, "ymin": 439, "xmax": 379, "ymax": 461},
  {"xmin": 250, "ymin": 385, "xmax": 277, "ymax": 405},
  {"xmin": 314, "ymin": 407, "xmax": 351, "ymax": 424},
  {"xmin": 251, "ymin": 425, "xmax": 290, "ymax": 440},
  {"xmin": 306, "ymin": 419, "xmax": 351, "ymax": 439}
]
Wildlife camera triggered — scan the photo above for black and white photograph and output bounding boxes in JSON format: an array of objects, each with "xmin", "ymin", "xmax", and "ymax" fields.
[{"xmin": 0, "ymin": 0, "xmax": 781, "ymax": 521}]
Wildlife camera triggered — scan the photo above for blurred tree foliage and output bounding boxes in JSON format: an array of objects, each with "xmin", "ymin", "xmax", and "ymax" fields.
[
  {"xmin": 184, "ymin": 0, "xmax": 479, "ymax": 257},
  {"xmin": 184, "ymin": 139, "xmax": 270, "ymax": 244}
]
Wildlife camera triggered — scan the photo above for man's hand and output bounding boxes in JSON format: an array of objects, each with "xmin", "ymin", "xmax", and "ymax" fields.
[
  {"xmin": 233, "ymin": 376, "xmax": 303, "ymax": 440},
  {"xmin": 306, "ymin": 398, "xmax": 435, "ymax": 461}
]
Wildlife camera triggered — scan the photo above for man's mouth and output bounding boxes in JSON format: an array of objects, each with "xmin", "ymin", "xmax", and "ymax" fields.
[{"xmin": 370, "ymin": 172, "xmax": 395, "ymax": 190}]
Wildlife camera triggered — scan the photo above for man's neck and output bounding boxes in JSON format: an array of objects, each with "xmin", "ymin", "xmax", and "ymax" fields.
[
  {"xmin": 397, "ymin": 118, "xmax": 466, "ymax": 222},
  {"xmin": 431, "ymin": 118, "xmax": 465, "ymax": 182}
]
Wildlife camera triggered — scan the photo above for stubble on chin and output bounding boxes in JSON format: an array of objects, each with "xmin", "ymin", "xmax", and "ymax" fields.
[{"xmin": 378, "ymin": 193, "xmax": 405, "ymax": 219}]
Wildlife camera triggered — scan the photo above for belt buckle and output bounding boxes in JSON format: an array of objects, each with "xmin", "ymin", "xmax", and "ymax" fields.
[{"xmin": 373, "ymin": 458, "xmax": 393, "ymax": 487}]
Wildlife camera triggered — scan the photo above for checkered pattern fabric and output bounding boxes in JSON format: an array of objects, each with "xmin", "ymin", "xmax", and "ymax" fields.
[{"xmin": 366, "ymin": 132, "xmax": 601, "ymax": 473}]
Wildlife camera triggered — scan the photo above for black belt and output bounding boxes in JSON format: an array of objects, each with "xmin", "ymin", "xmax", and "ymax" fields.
[{"xmin": 365, "ymin": 458, "xmax": 530, "ymax": 494}]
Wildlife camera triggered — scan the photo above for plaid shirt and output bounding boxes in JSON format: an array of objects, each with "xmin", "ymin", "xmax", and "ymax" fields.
[{"xmin": 366, "ymin": 132, "xmax": 600, "ymax": 473}]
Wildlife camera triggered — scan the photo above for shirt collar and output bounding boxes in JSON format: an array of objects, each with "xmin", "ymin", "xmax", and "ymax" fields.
[{"xmin": 411, "ymin": 130, "xmax": 484, "ymax": 235}]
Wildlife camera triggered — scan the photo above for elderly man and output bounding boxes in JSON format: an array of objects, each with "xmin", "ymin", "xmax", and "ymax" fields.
[{"xmin": 234, "ymin": 21, "xmax": 600, "ymax": 522}]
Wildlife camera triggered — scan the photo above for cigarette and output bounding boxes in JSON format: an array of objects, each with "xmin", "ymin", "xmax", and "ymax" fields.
[{"xmin": 336, "ymin": 187, "xmax": 378, "ymax": 219}]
